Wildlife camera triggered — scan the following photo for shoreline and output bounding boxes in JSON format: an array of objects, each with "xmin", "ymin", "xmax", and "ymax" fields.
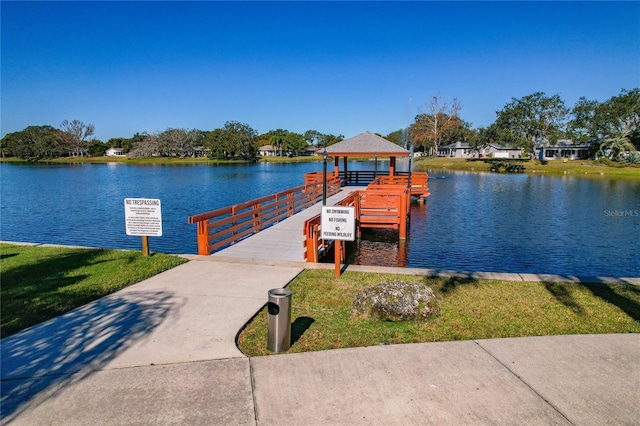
[
  {"xmin": 4, "ymin": 241, "xmax": 638, "ymax": 285},
  {"xmin": 2, "ymin": 155, "xmax": 639, "ymax": 177}
]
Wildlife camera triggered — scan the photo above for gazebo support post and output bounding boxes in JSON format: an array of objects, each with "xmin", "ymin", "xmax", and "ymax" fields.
[
  {"xmin": 374, "ymin": 154, "xmax": 378, "ymax": 179},
  {"xmin": 390, "ymin": 157, "xmax": 396, "ymax": 176},
  {"xmin": 343, "ymin": 157, "xmax": 348, "ymax": 185}
]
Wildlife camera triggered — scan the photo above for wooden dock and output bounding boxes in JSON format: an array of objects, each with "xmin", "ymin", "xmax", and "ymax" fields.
[
  {"xmin": 211, "ymin": 188, "xmax": 365, "ymax": 262},
  {"xmin": 188, "ymin": 172, "xmax": 429, "ymax": 262}
]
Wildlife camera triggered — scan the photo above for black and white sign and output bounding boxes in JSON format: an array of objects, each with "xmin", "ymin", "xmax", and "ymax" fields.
[
  {"xmin": 124, "ymin": 198, "xmax": 163, "ymax": 237},
  {"xmin": 321, "ymin": 206, "xmax": 355, "ymax": 241}
]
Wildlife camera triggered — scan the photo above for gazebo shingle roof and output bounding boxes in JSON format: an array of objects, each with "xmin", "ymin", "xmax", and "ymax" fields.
[{"xmin": 317, "ymin": 131, "xmax": 409, "ymax": 157}]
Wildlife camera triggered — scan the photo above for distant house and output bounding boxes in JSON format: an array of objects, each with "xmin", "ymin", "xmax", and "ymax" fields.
[
  {"xmin": 193, "ymin": 146, "xmax": 209, "ymax": 157},
  {"xmin": 106, "ymin": 147, "xmax": 125, "ymax": 157},
  {"xmin": 303, "ymin": 146, "xmax": 318, "ymax": 156},
  {"xmin": 258, "ymin": 145, "xmax": 277, "ymax": 156},
  {"xmin": 67, "ymin": 148, "xmax": 89, "ymax": 157},
  {"xmin": 438, "ymin": 142, "xmax": 523, "ymax": 159},
  {"xmin": 535, "ymin": 140, "xmax": 590, "ymax": 161},
  {"xmin": 438, "ymin": 142, "xmax": 470, "ymax": 157}
]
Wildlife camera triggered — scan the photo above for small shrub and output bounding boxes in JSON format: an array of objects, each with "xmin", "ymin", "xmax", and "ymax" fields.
[
  {"xmin": 619, "ymin": 152, "xmax": 640, "ymax": 165},
  {"xmin": 594, "ymin": 158, "xmax": 627, "ymax": 168}
]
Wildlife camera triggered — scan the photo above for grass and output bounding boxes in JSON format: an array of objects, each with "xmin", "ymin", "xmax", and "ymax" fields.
[
  {"xmin": 237, "ymin": 269, "xmax": 640, "ymax": 356},
  {"xmin": 0, "ymin": 243, "xmax": 188, "ymax": 338},
  {"xmin": 414, "ymin": 157, "xmax": 640, "ymax": 177}
]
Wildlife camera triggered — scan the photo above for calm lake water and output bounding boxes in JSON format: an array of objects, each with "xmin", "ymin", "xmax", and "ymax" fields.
[{"xmin": 1, "ymin": 162, "xmax": 638, "ymax": 277}]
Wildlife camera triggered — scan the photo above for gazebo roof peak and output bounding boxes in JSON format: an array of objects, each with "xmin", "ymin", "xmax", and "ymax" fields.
[{"xmin": 318, "ymin": 131, "xmax": 410, "ymax": 157}]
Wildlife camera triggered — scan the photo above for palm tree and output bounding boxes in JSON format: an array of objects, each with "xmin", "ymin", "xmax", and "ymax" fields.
[
  {"xmin": 269, "ymin": 135, "xmax": 285, "ymax": 157},
  {"xmin": 598, "ymin": 137, "xmax": 637, "ymax": 160}
]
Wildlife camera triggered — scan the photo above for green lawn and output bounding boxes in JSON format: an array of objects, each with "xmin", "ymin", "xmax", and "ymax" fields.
[
  {"xmin": 414, "ymin": 157, "xmax": 640, "ymax": 177},
  {"xmin": 237, "ymin": 269, "xmax": 640, "ymax": 356},
  {"xmin": 0, "ymin": 244, "xmax": 187, "ymax": 338},
  {"xmin": 4, "ymin": 244, "xmax": 638, "ymax": 350}
]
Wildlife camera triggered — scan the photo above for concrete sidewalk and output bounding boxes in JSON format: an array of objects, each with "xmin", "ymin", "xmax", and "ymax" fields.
[{"xmin": 1, "ymin": 257, "xmax": 639, "ymax": 425}]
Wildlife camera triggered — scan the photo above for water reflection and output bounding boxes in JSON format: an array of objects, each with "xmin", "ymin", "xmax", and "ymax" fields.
[{"xmin": 343, "ymin": 229, "xmax": 408, "ymax": 267}]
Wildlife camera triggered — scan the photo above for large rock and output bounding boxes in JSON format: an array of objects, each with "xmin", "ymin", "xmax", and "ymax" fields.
[{"xmin": 351, "ymin": 281, "xmax": 440, "ymax": 322}]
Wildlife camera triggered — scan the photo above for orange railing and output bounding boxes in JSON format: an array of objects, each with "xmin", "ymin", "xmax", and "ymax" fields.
[
  {"xmin": 302, "ymin": 170, "xmax": 431, "ymax": 262},
  {"xmin": 359, "ymin": 185, "xmax": 410, "ymax": 239},
  {"xmin": 303, "ymin": 191, "xmax": 359, "ymax": 262},
  {"xmin": 303, "ymin": 185, "xmax": 411, "ymax": 262},
  {"xmin": 369, "ymin": 172, "xmax": 430, "ymax": 199},
  {"xmin": 188, "ymin": 177, "xmax": 341, "ymax": 255},
  {"xmin": 304, "ymin": 171, "xmax": 337, "ymax": 185}
]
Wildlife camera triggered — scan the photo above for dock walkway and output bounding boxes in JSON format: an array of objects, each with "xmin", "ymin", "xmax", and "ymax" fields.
[{"xmin": 211, "ymin": 187, "xmax": 365, "ymax": 262}]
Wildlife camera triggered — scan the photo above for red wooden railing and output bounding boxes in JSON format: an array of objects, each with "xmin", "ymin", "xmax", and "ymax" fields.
[
  {"xmin": 369, "ymin": 172, "xmax": 430, "ymax": 199},
  {"xmin": 190, "ymin": 171, "xmax": 430, "ymax": 259},
  {"xmin": 302, "ymin": 191, "xmax": 359, "ymax": 262},
  {"xmin": 304, "ymin": 171, "xmax": 337, "ymax": 185},
  {"xmin": 188, "ymin": 176, "xmax": 341, "ymax": 255},
  {"xmin": 359, "ymin": 185, "xmax": 410, "ymax": 239},
  {"xmin": 303, "ymin": 175, "xmax": 425, "ymax": 262}
]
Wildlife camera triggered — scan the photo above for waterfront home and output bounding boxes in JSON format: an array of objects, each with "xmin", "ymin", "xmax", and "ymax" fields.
[
  {"xmin": 438, "ymin": 142, "xmax": 523, "ymax": 159},
  {"xmin": 106, "ymin": 147, "xmax": 125, "ymax": 157},
  {"xmin": 259, "ymin": 145, "xmax": 277, "ymax": 156},
  {"xmin": 535, "ymin": 140, "xmax": 590, "ymax": 161},
  {"xmin": 259, "ymin": 145, "xmax": 318, "ymax": 157}
]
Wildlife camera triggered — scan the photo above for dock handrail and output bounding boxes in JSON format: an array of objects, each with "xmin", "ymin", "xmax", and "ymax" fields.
[
  {"xmin": 369, "ymin": 172, "xmax": 430, "ymax": 199},
  {"xmin": 302, "ymin": 190, "xmax": 360, "ymax": 262},
  {"xmin": 303, "ymin": 179, "xmax": 418, "ymax": 262},
  {"xmin": 189, "ymin": 176, "xmax": 341, "ymax": 255},
  {"xmin": 359, "ymin": 185, "xmax": 410, "ymax": 239}
]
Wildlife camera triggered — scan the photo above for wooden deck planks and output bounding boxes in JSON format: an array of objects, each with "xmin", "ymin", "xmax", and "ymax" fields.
[{"xmin": 212, "ymin": 188, "xmax": 365, "ymax": 262}]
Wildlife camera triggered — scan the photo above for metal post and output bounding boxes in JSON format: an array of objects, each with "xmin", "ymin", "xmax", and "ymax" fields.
[
  {"xmin": 374, "ymin": 154, "xmax": 378, "ymax": 179},
  {"xmin": 408, "ymin": 145, "xmax": 413, "ymax": 189},
  {"xmin": 322, "ymin": 148, "xmax": 328, "ymax": 206}
]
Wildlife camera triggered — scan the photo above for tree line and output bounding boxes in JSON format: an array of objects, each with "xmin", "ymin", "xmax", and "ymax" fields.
[
  {"xmin": 2, "ymin": 88, "xmax": 637, "ymax": 162},
  {"xmin": 407, "ymin": 88, "xmax": 639, "ymax": 162},
  {"xmin": 0, "ymin": 119, "xmax": 345, "ymax": 161}
]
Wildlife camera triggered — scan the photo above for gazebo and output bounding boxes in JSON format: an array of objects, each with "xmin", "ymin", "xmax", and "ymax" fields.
[{"xmin": 316, "ymin": 131, "xmax": 411, "ymax": 184}]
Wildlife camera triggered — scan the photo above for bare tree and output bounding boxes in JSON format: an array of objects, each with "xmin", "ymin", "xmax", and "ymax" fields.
[
  {"xmin": 60, "ymin": 119, "xmax": 95, "ymax": 157},
  {"xmin": 157, "ymin": 128, "xmax": 200, "ymax": 157},
  {"xmin": 127, "ymin": 133, "xmax": 160, "ymax": 158},
  {"xmin": 411, "ymin": 94, "xmax": 462, "ymax": 155}
]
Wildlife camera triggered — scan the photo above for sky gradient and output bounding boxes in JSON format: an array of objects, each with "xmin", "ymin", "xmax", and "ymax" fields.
[{"xmin": 2, "ymin": 1, "xmax": 639, "ymax": 142}]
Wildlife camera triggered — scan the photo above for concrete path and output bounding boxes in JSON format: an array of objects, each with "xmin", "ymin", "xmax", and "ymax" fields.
[{"xmin": 1, "ymin": 256, "xmax": 639, "ymax": 425}]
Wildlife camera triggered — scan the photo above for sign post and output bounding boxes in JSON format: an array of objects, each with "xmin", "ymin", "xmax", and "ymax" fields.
[
  {"xmin": 321, "ymin": 206, "xmax": 355, "ymax": 277},
  {"xmin": 124, "ymin": 198, "xmax": 163, "ymax": 256}
]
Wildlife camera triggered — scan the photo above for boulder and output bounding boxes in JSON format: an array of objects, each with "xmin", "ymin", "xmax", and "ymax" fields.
[{"xmin": 351, "ymin": 281, "xmax": 440, "ymax": 322}]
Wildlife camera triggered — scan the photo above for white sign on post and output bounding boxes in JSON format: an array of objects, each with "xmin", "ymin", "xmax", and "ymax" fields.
[
  {"xmin": 124, "ymin": 198, "xmax": 163, "ymax": 237},
  {"xmin": 321, "ymin": 206, "xmax": 355, "ymax": 241}
]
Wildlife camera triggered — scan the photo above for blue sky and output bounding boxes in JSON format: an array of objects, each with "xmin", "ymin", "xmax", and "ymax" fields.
[{"xmin": 2, "ymin": 1, "xmax": 639, "ymax": 142}]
